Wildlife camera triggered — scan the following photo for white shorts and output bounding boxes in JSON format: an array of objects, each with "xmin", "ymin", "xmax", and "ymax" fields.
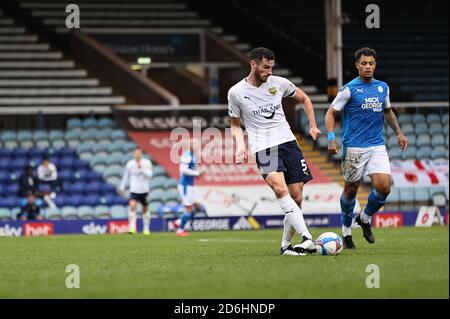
[
  {"xmin": 178, "ymin": 184, "xmax": 198, "ymax": 206},
  {"xmin": 341, "ymin": 145, "xmax": 391, "ymax": 183}
]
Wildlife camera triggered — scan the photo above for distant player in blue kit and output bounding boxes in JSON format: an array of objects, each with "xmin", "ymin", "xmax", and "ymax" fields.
[
  {"xmin": 325, "ymin": 47, "xmax": 408, "ymax": 249},
  {"xmin": 175, "ymin": 139, "xmax": 206, "ymax": 237}
]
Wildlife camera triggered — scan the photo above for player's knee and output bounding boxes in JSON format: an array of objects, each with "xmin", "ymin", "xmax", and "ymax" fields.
[
  {"xmin": 293, "ymin": 195, "xmax": 302, "ymax": 207},
  {"xmin": 273, "ymin": 185, "xmax": 289, "ymax": 198},
  {"xmin": 343, "ymin": 187, "xmax": 358, "ymax": 199},
  {"xmin": 376, "ymin": 185, "xmax": 391, "ymax": 196}
]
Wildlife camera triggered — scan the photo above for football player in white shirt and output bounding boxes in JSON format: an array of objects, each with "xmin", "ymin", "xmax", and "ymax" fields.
[
  {"xmin": 119, "ymin": 148, "xmax": 153, "ymax": 235},
  {"xmin": 228, "ymin": 47, "xmax": 321, "ymax": 256}
]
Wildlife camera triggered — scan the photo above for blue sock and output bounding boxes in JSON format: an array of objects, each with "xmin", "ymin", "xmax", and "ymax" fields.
[
  {"xmin": 179, "ymin": 212, "xmax": 190, "ymax": 230},
  {"xmin": 340, "ymin": 195, "xmax": 356, "ymax": 228},
  {"xmin": 364, "ymin": 189, "xmax": 388, "ymax": 216}
]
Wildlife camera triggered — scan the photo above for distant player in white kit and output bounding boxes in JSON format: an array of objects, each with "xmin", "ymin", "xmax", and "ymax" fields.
[
  {"xmin": 119, "ymin": 148, "xmax": 153, "ymax": 235},
  {"xmin": 228, "ymin": 47, "xmax": 321, "ymax": 256}
]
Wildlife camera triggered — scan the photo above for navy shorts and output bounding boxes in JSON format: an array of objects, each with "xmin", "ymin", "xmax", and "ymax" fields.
[
  {"xmin": 130, "ymin": 192, "xmax": 148, "ymax": 206},
  {"xmin": 255, "ymin": 140, "xmax": 313, "ymax": 185}
]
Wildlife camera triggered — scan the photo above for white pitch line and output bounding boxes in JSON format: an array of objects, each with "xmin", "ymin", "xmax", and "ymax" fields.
[{"xmin": 197, "ymin": 238, "xmax": 277, "ymax": 243}]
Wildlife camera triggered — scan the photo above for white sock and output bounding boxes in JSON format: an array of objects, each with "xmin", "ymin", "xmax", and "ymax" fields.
[
  {"xmin": 281, "ymin": 219, "xmax": 296, "ymax": 248},
  {"xmin": 278, "ymin": 195, "xmax": 312, "ymax": 242},
  {"xmin": 342, "ymin": 225, "xmax": 352, "ymax": 237},
  {"xmin": 142, "ymin": 212, "xmax": 151, "ymax": 232},
  {"xmin": 360, "ymin": 211, "xmax": 372, "ymax": 224},
  {"xmin": 128, "ymin": 210, "xmax": 136, "ymax": 231}
]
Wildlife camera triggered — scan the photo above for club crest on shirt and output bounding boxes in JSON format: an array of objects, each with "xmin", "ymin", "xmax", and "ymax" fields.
[
  {"xmin": 378, "ymin": 86, "xmax": 384, "ymax": 93},
  {"xmin": 268, "ymin": 87, "xmax": 278, "ymax": 95}
]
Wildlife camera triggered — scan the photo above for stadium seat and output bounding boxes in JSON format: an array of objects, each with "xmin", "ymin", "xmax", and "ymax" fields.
[
  {"xmin": 108, "ymin": 142, "xmax": 126, "ymax": 153},
  {"xmin": 401, "ymin": 123, "xmax": 414, "ymax": 134},
  {"xmin": 90, "ymin": 155, "xmax": 108, "ymax": 167},
  {"xmin": 78, "ymin": 205, "xmax": 95, "ymax": 219},
  {"xmin": 111, "ymin": 130, "xmax": 126, "ymax": 140},
  {"xmin": 79, "ymin": 151, "xmax": 94, "ymax": 161},
  {"xmin": 0, "ymin": 208, "xmax": 12, "ymax": 221},
  {"xmin": 417, "ymin": 146, "xmax": 432, "ymax": 159},
  {"xmin": 1, "ymin": 130, "xmax": 16, "ymax": 141},
  {"xmin": 150, "ymin": 176, "xmax": 167, "ymax": 190},
  {"xmin": 162, "ymin": 189, "xmax": 180, "ymax": 203},
  {"xmin": 442, "ymin": 114, "xmax": 449, "ymax": 124},
  {"xmin": 49, "ymin": 130, "xmax": 64, "ymax": 141},
  {"xmin": 398, "ymin": 114, "xmax": 412, "ymax": 125},
  {"xmin": 82, "ymin": 118, "xmax": 98, "ymax": 129},
  {"xmin": 94, "ymin": 205, "xmax": 111, "ymax": 219},
  {"xmin": 110, "ymin": 205, "xmax": 127, "ymax": 219},
  {"xmin": 399, "ymin": 188, "xmax": 415, "ymax": 211},
  {"xmin": 164, "ymin": 179, "xmax": 179, "ymax": 189},
  {"xmin": 36, "ymin": 140, "xmax": 50, "ymax": 149},
  {"xmin": 45, "ymin": 207, "xmax": 62, "ymax": 220},
  {"xmin": 386, "ymin": 136, "xmax": 399, "ymax": 148},
  {"xmin": 429, "ymin": 123, "xmax": 443, "ymax": 135},
  {"xmin": 152, "ymin": 166, "xmax": 167, "ymax": 178},
  {"xmin": 414, "ymin": 187, "xmax": 431, "ymax": 208},
  {"xmin": 431, "ymin": 147, "xmax": 447, "ymax": 159},
  {"xmin": 402, "ymin": 146, "xmax": 417, "ymax": 160},
  {"xmin": 427, "ymin": 113, "xmax": 441, "ymax": 124},
  {"xmin": 80, "ymin": 129, "xmax": 99, "ymax": 141},
  {"xmin": 61, "ymin": 206, "xmax": 78, "ymax": 219},
  {"xmin": 33, "ymin": 130, "xmax": 48, "ymax": 141},
  {"xmin": 415, "ymin": 123, "xmax": 429, "ymax": 135},
  {"xmin": 122, "ymin": 141, "xmax": 137, "ymax": 153},
  {"xmin": 431, "ymin": 134, "xmax": 446, "ymax": 147},
  {"xmin": 416, "ymin": 134, "xmax": 431, "ymax": 148},
  {"xmin": 67, "ymin": 118, "xmax": 83, "ymax": 130},
  {"xmin": 412, "ymin": 114, "xmax": 426, "ymax": 124},
  {"xmin": 98, "ymin": 117, "xmax": 117, "ymax": 129}
]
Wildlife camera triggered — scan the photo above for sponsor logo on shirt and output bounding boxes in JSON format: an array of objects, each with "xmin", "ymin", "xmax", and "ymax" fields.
[
  {"xmin": 361, "ymin": 97, "xmax": 383, "ymax": 112},
  {"xmin": 268, "ymin": 87, "xmax": 278, "ymax": 95},
  {"xmin": 252, "ymin": 104, "xmax": 281, "ymax": 119}
]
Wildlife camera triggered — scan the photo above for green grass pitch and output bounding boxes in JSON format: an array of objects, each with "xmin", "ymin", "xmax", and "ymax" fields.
[{"xmin": 0, "ymin": 227, "xmax": 448, "ymax": 298}]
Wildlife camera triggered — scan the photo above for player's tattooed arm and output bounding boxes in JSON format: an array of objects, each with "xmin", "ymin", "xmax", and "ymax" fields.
[
  {"xmin": 325, "ymin": 107, "xmax": 340, "ymax": 155},
  {"xmin": 384, "ymin": 108, "xmax": 408, "ymax": 150},
  {"xmin": 230, "ymin": 117, "xmax": 247, "ymax": 164},
  {"xmin": 292, "ymin": 87, "xmax": 321, "ymax": 140}
]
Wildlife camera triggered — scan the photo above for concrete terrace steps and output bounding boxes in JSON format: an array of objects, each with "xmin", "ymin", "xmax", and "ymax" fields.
[
  {"xmin": 0, "ymin": 79, "xmax": 100, "ymax": 87},
  {"xmin": 0, "ymin": 43, "xmax": 50, "ymax": 51},
  {"xmin": 0, "ymin": 27, "xmax": 26, "ymax": 34},
  {"xmin": 0, "ymin": 35, "xmax": 39, "ymax": 43},
  {"xmin": 32, "ymin": 11, "xmax": 200, "ymax": 18},
  {"xmin": 21, "ymin": 2, "xmax": 188, "ymax": 10},
  {"xmin": 0, "ymin": 87, "xmax": 114, "ymax": 96},
  {"xmin": 0, "ymin": 70, "xmax": 88, "ymax": 78},
  {"xmin": 43, "ymin": 19, "xmax": 212, "ymax": 27},
  {"xmin": 0, "ymin": 96, "xmax": 126, "ymax": 105},
  {"xmin": 0, "ymin": 52, "xmax": 63, "ymax": 59},
  {"xmin": 0, "ymin": 61, "xmax": 75, "ymax": 69}
]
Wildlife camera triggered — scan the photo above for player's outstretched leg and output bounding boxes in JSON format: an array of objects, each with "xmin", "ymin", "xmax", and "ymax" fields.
[
  {"xmin": 340, "ymin": 194, "xmax": 356, "ymax": 249},
  {"xmin": 356, "ymin": 189, "xmax": 387, "ymax": 243},
  {"xmin": 142, "ymin": 210, "xmax": 151, "ymax": 235},
  {"xmin": 176, "ymin": 209, "xmax": 191, "ymax": 237}
]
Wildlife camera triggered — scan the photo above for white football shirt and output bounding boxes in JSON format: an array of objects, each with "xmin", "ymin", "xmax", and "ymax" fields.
[
  {"xmin": 228, "ymin": 75, "xmax": 297, "ymax": 154},
  {"xmin": 119, "ymin": 158, "xmax": 153, "ymax": 194}
]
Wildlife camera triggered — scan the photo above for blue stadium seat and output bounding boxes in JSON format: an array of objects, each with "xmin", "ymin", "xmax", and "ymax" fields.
[
  {"xmin": 67, "ymin": 118, "xmax": 83, "ymax": 130},
  {"xmin": 82, "ymin": 118, "xmax": 98, "ymax": 129},
  {"xmin": 164, "ymin": 179, "xmax": 179, "ymax": 189},
  {"xmin": 61, "ymin": 206, "xmax": 78, "ymax": 219},
  {"xmin": 113, "ymin": 197, "xmax": 128, "ymax": 206},
  {"xmin": 152, "ymin": 166, "xmax": 166, "ymax": 177},
  {"xmin": 0, "ymin": 208, "xmax": 12, "ymax": 221},
  {"xmin": 416, "ymin": 134, "xmax": 431, "ymax": 148},
  {"xmin": 412, "ymin": 114, "xmax": 426, "ymax": 124},
  {"xmin": 59, "ymin": 157, "xmax": 74, "ymax": 169},
  {"xmin": 402, "ymin": 146, "xmax": 418, "ymax": 160},
  {"xmin": 401, "ymin": 123, "xmax": 414, "ymax": 134},
  {"xmin": 398, "ymin": 114, "xmax": 412, "ymax": 125},
  {"xmin": 417, "ymin": 146, "xmax": 432, "ymax": 159},
  {"xmin": 49, "ymin": 130, "xmax": 64, "ymax": 141},
  {"xmin": 28, "ymin": 147, "xmax": 45, "ymax": 157},
  {"xmin": 78, "ymin": 205, "xmax": 95, "ymax": 219},
  {"xmin": 66, "ymin": 195, "xmax": 82, "ymax": 207},
  {"xmin": 399, "ymin": 188, "xmax": 415, "ymax": 211},
  {"xmin": 415, "ymin": 123, "xmax": 429, "ymax": 135},
  {"xmin": 111, "ymin": 130, "xmax": 127, "ymax": 140},
  {"xmin": 431, "ymin": 147, "xmax": 447, "ymax": 159},
  {"xmin": 414, "ymin": 187, "xmax": 430, "ymax": 205},
  {"xmin": 69, "ymin": 181, "xmax": 85, "ymax": 195},
  {"xmin": 431, "ymin": 134, "xmax": 445, "ymax": 147},
  {"xmin": 86, "ymin": 170, "xmax": 103, "ymax": 182},
  {"xmin": 426, "ymin": 114, "xmax": 441, "ymax": 124},
  {"xmin": 17, "ymin": 130, "xmax": 33, "ymax": 141},
  {"xmin": 85, "ymin": 182, "xmax": 101, "ymax": 194},
  {"xmin": 97, "ymin": 129, "xmax": 113, "ymax": 140},
  {"xmin": 429, "ymin": 123, "xmax": 443, "ymax": 135},
  {"xmin": 442, "ymin": 114, "xmax": 449, "ymax": 124},
  {"xmin": 13, "ymin": 148, "xmax": 28, "ymax": 158},
  {"xmin": 59, "ymin": 170, "xmax": 73, "ymax": 182},
  {"xmin": 98, "ymin": 117, "xmax": 116, "ymax": 129},
  {"xmin": 45, "ymin": 207, "xmax": 62, "ymax": 220},
  {"xmin": 73, "ymin": 159, "xmax": 89, "ymax": 170},
  {"xmin": 77, "ymin": 141, "xmax": 96, "ymax": 153},
  {"xmin": 110, "ymin": 205, "xmax": 127, "ymax": 219},
  {"xmin": 0, "ymin": 159, "xmax": 9, "ymax": 170},
  {"xmin": 32, "ymin": 130, "xmax": 48, "ymax": 141},
  {"xmin": 100, "ymin": 183, "xmax": 116, "ymax": 195},
  {"xmin": 94, "ymin": 205, "xmax": 111, "ymax": 219},
  {"xmin": 80, "ymin": 129, "xmax": 99, "ymax": 140},
  {"xmin": 1, "ymin": 130, "xmax": 16, "ymax": 141}
]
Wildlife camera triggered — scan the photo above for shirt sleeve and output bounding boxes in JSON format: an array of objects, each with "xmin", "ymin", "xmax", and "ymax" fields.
[
  {"xmin": 227, "ymin": 89, "xmax": 241, "ymax": 118},
  {"xmin": 37, "ymin": 165, "xmax": 44, "ymax": 180},
  {"xmin": 280, "ymin": 77, "xmax": 297, "ymax": 97},
  {"xmin": 141, "ymin": 160, "xmax": 153, "ymax": 178},
  {"xmin": 384, "ymin": 86, "xmax": 391, "ymax": 109},
  {"xmin": 50, "ymin": 164, "xmax": 57, "ymax": 180},
  {"xmin": 331, "ymin": 86, "xmax": 351, "ymax": 111},
  {"xmin": 119, "ymin": 162, "xmax": 130, "ymax": 191}
]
